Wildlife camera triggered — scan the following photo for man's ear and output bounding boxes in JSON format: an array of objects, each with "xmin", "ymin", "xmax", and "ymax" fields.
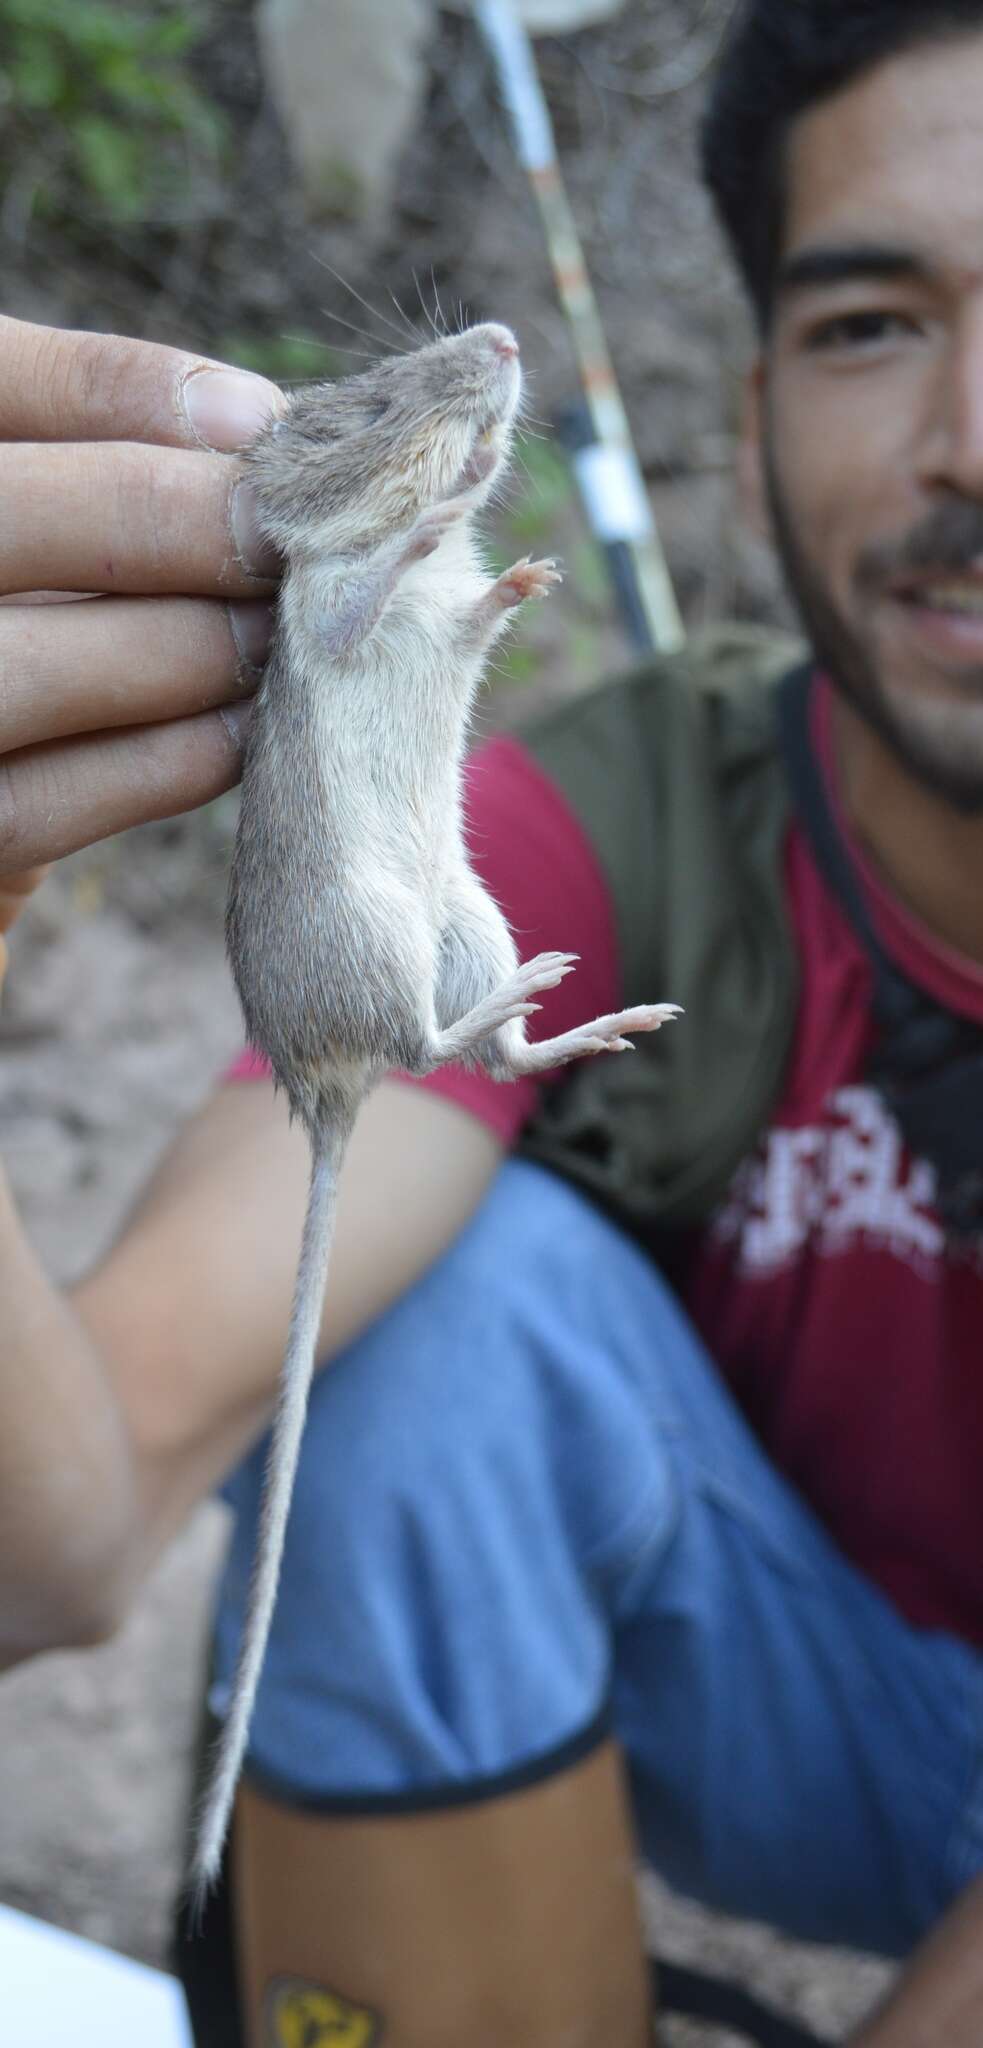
[{"xmin": 737, "ymin": 359, "xmax": 772, "ymax": 543}]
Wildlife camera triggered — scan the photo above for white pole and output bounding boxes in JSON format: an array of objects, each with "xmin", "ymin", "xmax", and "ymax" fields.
[{"xmin": 475, "ymin": 0, "xmax": 685, "ymax": 652}]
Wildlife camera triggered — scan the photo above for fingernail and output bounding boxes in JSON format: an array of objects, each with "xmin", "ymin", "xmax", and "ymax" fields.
[
  {"xmin": 228, "ymin": 599, "xmax": 274, "ymax": 675},
  {"xmin": 180, "ymin": 366, "xmax": 283, "ymax": 452},
  {"xmin": 231, "ymin": 480, "xmax": 281, "ymax": 580},
  {"xmin": 219, "ymin": 699, "xmax": 255, "ymax": 749}
]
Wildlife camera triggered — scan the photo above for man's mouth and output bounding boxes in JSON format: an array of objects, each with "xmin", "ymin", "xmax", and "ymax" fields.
[
  {"xmin": 879, "ymin": 570, "xmax": 983, "ymax": 672},
  {"xmin": 894, "ymin": 579, "xmax": 983, "ymax": 615}
]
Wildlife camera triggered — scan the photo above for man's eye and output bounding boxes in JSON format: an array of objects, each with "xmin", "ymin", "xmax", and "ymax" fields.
[{"xmin": 806, "ymin": 310, "xmax": 919, "ymax": 351}]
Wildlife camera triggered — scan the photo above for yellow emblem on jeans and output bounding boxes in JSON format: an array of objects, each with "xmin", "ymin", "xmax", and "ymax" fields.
[{"xmin": 266, "ymin": 1974, "xmax": 382, "ymax": 2047}]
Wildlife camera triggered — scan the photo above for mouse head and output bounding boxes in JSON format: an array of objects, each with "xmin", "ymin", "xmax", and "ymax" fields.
[{"xmin": 247, "ymin": 323, "xmax": 522, "ymax": 557}]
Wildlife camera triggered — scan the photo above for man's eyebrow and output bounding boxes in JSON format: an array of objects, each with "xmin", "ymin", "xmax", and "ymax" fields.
[{"xmin": 776, "ymin": 243, "xmax": 931, "ymax": 297}]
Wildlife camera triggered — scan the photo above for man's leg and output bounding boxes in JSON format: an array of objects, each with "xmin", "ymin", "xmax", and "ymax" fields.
[
  {"xmin": 192, "ymin": 1160, "xmax": 983, "ymax": 2044},
  {"xmin": 234, "ymin": 1744, "xmax": 650, "ymax": 2048},
  {"xmin": 198, "ymin": 1158, "xmax": 671, "ymax": 2046}
]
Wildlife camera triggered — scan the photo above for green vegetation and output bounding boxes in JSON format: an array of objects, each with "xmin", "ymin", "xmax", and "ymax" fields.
[
  {"xmin": 0, "ymin": 0, "xmax": 224, "ymax": 223},
  {"xmin": 505, "ymin": 430, "xmax": 573, "ymax": 546},
  {"xmin": 217, "ymin": 332, "xmax": 350, "ymax": 383}
]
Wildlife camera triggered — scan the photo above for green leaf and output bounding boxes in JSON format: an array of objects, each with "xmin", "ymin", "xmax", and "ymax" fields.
[
  {"xmin": 9, "ymin": 37, "xmax": 66, "ymax": 109},
  {"xmin": 73, "ymin": 114, "xmax": 147, "ymax": 213},
  {"xmin": 0, "ymin": 0, "xmax": 222, "ymax": 220},
  {"xmin": 151, "ymin": 14, "xmax": 198, "ymax": 58}
]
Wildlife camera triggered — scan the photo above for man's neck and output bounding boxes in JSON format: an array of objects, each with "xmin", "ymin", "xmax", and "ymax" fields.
[{"xmin": 830, "ymin": 691, "xmax": 983, "ymax": 969}]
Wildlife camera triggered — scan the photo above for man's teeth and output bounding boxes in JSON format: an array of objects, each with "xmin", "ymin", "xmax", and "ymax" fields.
[{"xmin": 913, "ymin": 584, "xmax": 983, "ymax": 615}]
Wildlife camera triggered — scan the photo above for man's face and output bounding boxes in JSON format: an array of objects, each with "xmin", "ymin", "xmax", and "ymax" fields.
[{"xmin": 758, "ymin": 32, "xmax": 983, "ymax": 811}]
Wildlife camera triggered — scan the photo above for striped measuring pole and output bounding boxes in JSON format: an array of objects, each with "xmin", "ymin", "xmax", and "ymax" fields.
[{"xmin": 474, "ymin": 0, "xmax": 685, "ymax": 654}]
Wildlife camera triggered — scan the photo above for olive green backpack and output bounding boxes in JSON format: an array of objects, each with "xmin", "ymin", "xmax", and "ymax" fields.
[{"xmin": 519, "ymin": 623, "xmax": 804, "ymax": 1230}]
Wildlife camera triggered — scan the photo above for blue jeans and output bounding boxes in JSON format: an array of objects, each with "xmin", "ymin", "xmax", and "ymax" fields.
[{"xmin": 213, "ymin": 1160, "xmax": 983, "ymax": 1958}]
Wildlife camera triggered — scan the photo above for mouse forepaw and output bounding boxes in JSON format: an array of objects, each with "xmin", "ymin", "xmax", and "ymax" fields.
[
  {"xmin": 493, "ymin": 558, "xmax": 563, "ymax": 610},
  {"xmin": 402, "ymin": 501, "xmax": 468, "ymax": 564}
]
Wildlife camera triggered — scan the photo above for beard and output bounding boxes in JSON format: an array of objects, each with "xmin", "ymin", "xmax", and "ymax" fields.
[{"xmin": 762, "ymin": 436, "xmax": 983, "ymax": 815}]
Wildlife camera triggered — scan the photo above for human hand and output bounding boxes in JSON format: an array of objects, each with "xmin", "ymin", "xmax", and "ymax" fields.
[{"xmin": 0, "ymin": 315, "xmax": 286, "ymax": 876}]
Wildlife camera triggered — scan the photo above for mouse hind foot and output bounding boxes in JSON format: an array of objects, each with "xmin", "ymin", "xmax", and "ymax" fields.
[
  {"xmin": 420, "ymin": 951, "xmax": 578, "ymax": 1071},
  {"xmin": 484, "ymin": 1001, "xmax": 683, "ymax": 1080},
  {"xmin": 420, "ymin": 949, "xmax": 681, "ymax": 1079}
]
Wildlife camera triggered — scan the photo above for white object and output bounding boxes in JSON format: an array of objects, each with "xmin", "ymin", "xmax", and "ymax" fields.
[
  {"xmin": 446, "ymin": 0, "xmax": 625, "ymax": 28},
  {"xmin": 257, "ymin": 0, "xmax": 431, "ymax": 218},
  {"xmin": 473, "ymin": 0, "xmax": 555, "ymax": 168},
  {"xmin": 573, "ymin": 442, "xmax": 655, "ymax": 544},
  {"xmin": 0, "ymin": 1903, "xmax": 192, "ymax": 2048}
]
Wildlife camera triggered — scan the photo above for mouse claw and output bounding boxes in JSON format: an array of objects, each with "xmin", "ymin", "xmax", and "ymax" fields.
[{"xmin": 494, "ymin": 557, "xmax": 564, "ymax": 609}]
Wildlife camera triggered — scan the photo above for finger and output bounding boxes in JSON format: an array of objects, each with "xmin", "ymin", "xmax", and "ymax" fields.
[
  {"xmin": 0, "ymin": 314, "xmax": 284, "ymax": 453},
  {"xmin": 0, "ymin": 443, "xmax": 278, "ymax": 597},
  {"xmin": 0, "ymin": 864, "xmax": 50, "ymax": 934},
  {"xmin": 0, "ymin": 596, "xmax": 272, "ymax": 752},
  {"xmin": 0, "ymin": 705, "xmax": 253, "ymax": 874}
]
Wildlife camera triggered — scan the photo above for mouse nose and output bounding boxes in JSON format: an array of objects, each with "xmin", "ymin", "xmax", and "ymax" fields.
[{"xmin": 484, "ymin": 323, "xmax": 519, "ymax": 360}]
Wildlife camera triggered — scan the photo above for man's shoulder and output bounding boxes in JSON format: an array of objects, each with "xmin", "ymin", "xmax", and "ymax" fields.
[
  {"xmin": 519, "ymin": 621, "xmax": 803, "ymax": 802},
  {"xmin": 524, "ymin": 621, "xmax": 803, "ymax": 733},
  {"xmin": 516, "ymin": 623, "xmax": 803, "ymax": 984}
]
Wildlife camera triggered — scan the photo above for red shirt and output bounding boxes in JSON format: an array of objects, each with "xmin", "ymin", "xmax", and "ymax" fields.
[{"xmin": 229, "ymin": 681, "xmax": 983, "ymax": 1646}]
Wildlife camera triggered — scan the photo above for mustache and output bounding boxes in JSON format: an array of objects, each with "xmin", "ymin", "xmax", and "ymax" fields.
[{"xmin": 857, "ymin": 500, "xmax": 983, "ymax": 590}]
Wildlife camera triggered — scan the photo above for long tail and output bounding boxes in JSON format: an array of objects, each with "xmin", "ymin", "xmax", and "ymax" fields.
[{"xmin": 190, "ymin": 1121, "xmax": 346, "ymax": 1905}]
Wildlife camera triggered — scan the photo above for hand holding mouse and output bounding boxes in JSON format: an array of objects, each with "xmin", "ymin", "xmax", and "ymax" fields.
[{"xmin": 0, "ymin": 314, "xmax": 286, "ymax": 877}]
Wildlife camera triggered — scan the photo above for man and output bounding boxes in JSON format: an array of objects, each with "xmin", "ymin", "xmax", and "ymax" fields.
[{"xmin": 5, "ymin": 3, "xmax": 983, "ymax": 2042}]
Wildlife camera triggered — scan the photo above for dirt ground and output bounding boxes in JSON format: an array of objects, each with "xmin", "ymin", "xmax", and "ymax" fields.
[{"xmin": 0, "ymin": 2, "xmax": 899, "ymax": 2038}]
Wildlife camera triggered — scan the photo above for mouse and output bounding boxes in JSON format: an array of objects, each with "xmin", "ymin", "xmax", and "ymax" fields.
[{"xmin": 193, "ymin": 320, "xmax": 681, "ymax": 1896}]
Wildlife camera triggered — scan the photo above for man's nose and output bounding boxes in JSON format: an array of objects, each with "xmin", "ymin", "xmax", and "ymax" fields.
[{"xmin": 919, "ymin": 298, "xmax": 983, "ymax": 497}]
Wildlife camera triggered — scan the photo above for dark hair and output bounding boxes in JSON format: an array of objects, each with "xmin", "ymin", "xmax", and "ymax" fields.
[{"xmin": 701, "ymin": 0, "xmax": 983, "ymax": 329}]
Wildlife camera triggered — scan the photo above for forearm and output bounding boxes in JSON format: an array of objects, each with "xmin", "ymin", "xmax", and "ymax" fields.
[
  {"xmin": 851, "ymin": 1876, "xmax": 983, "ymax": 2046},
  {"xmin": 0, "ymin": 1076, "xmax": 499, "ymax": 1663},
  {"xmin": 0, "ymin": 1164, "xmax": 136, "ymax": 1662},
  {"xmin": 70, "ymin": 1080, "xmax": 503, "ymax": 1596}
]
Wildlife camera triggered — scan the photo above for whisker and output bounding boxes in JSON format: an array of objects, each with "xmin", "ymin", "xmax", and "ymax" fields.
[
  {"xmin": 387, "ymin": 286, "xmax": 423, "ymax": 344},
  {"xmin": 309, "ymin": 252, "xmax": 414, "ymax": 349},
  {"xmin": 517, "ymin": 391, "xmax": 552, "ymax": 437},
  {"xmin": 313, "ymin": 342, "xmax": 379, "ymax": 362},
  {"xmin": 430, "ymin": 266, "xmax": 449, "ymax": 336},
  {"xmin": 411, "ymin": 267, "xmax": 440, "ymax": 342},
  {"xmin": 316, "ymin": 305, "xmax": 397, "ymax": 355},
  {"xmin": 278, "ymin": 331, "xmax": 346, "ymax": 375},
  {"xmin": 516, "ymin": 407, "xmax": 550, "ymax": 441}
]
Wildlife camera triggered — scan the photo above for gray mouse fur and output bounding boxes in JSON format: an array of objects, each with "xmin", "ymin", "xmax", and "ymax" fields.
[{"xmin": 193, "ymin": 322, "xmax": 680, "ymax": 1895}]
